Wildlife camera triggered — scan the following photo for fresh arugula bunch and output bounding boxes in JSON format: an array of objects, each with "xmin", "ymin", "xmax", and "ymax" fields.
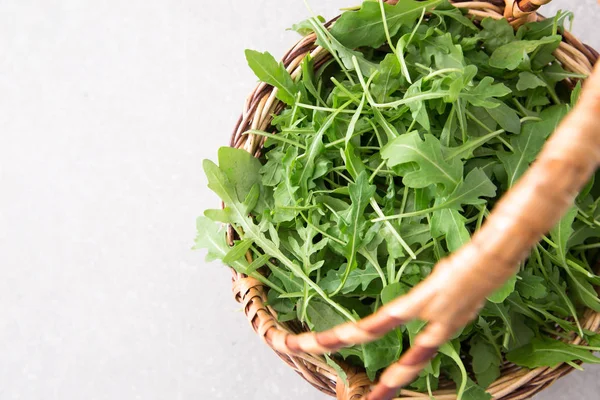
[{"xmin": 196, "ymin": 1, "xmax": 600, "ymax": 397}]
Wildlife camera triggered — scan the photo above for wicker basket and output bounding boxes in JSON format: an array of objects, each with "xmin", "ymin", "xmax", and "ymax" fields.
[{"xmin": 226, "ymin": 1, "xmax": 600, "ymax": 399}]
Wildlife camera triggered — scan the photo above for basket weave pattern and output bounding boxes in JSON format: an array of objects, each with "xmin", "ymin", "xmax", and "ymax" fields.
[{"xmin": 227, "ymin": 1, "xmax": 600, "ymax": 399}]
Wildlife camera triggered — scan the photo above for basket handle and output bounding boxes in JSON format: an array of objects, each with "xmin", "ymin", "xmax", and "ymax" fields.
[
  {"xmin": 505, "ymin": 0, "xmax": 553, "ymax": 19},
  {"xmin": 388, "ymin": 1, "xmax": 554, "ymax": 20},
  {"xmin": 267, "ymin": 62, "xmax": 600, "ymax": 400}
]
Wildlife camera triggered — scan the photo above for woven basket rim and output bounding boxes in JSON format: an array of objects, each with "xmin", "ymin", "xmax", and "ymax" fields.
[{"xmin": 226, "ymin": 1, "xmax": 600, "ymax": 399}]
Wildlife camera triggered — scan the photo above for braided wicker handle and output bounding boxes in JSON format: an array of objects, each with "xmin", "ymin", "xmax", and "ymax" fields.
[
  {"xmin": 263, "ymin": 2, "xmax": 600, "ymax": 399},
  {"xmin": 506, "ymin": 0, "xmax": 552, "ymax": 18}
]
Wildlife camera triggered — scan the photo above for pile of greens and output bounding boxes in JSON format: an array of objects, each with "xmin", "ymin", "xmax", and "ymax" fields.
[{"xmin": 196, "ymin": 1, "xmax": 600, "ymax": 397}]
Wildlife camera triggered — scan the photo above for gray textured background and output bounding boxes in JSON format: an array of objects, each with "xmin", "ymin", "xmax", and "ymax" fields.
[{"xmin": 0, "ymin": 1, "xmax": 598, "ymax": 399}]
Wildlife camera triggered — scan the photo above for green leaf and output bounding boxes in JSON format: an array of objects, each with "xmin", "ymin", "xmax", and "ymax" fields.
[
  {"xmin": 477, "ymin": 18, "xmax": 515, "ymax": 53},
  {"xmin": 306, "ymin": 299, "xmax": 348, "ymax": 332},
  {"xmin": 272, "ymin": 147, "xmax": 300, "ymax": 222},
  {"xmin": 506, "ymin": 312, "xmax": 535, "ymax": 352},
  {"xmin": 422, "ymin": 33, "xmax": 466, "ymax": 70},
  {"xmin": 569, "ymin": 274, "xmax": 600, "ymax": 313},
  {"xmin": 507, "ymin": 338, "xmax": 600, "ymax": 368},
  {"xmin": 381, "ymin": 282, "xmax": 410, "ymax": 305},
  {"xmin": 308, "ymin": 17, "xmax": 378, "ymax": 77},
  {"xmin": 296, "ymin": 125, "xmax": 327, "ymax": 198},
  {"xmin": 516, "ymin": 271, "xmax": 548, "ymax": 300},
  {"xmin": 536, "ymin": 105, "xmax": 568, "ymax": 137},
  {"xmin": 371, "ymin": 53, "xmax": 402, "ymax": 102},
  {"xmin": 335, "ymin": 172, "xmax": 376, "ymax": 293},
  {"xmin": 344, "ymin": 142, "xmax": 367, "ymax": 181},
  {"xmin": 443, "ymin": 342, "xmax": 492, "ymax": 400},
  {"xmin": 462, "ymin": 77, "xmax": 511, "ymax": 108},
  {"xmin": 324, "ymin": 355, "xmax": 348, "ymax": 386},
  {"xmin": 550, "ymin": 207, "xmax": 578, "ymax": 262},
  {"xmin": 362, "ymin": 329, "xmax": 403, "ymax": 381},
  {"xmin": 497, "ymin": 123, "xmax": 548, "ymax": 188},
  {"xmin": 432, "ymin": 7, "xmax": 478, "ymax": 32},
  {"xmin": 431, "ymin": 208, "xmax": 470, "ymax": 252},
  {"xmin": 489, "ymin": 36, "xmax": 561, "ymax": 70},
  {"xmin": 382, "ymin": 132, "xmax": 463, "ymax": 193},
  {"xmin": 245, "ymin": 50, "xmax": 298, "ymax": 105},
  {"xmin": 486, "ymin": 101, "xmax": 521, "ymax": 134},
  {"xmin": 319, "ymin": 262, "xmax": 381, "ymax": 295},
  {"xmin": 301, "ymin": 55, "xmax": 323, "ymax": 103},
  {"xmin": 330, "ymin": 0, "xmax": 443, "ymax": 49},
  {"xmin": 222, "ymin": 239, "xmax": 254, "ymax": 264},
  {"xmin": 203, "ymin": 159, "xmax": 237, "ymax": 204},
  {"xmin": 517, "ymin": 71, "xmax": 546, "ymax": 91},
  {"xmin": 243, "ymin": 184, "xmax": 260, "ymax": 213},
  {"xmin": 290, "ymin": 15, "xmax": 326, "ymax": 36},
  {"xmin": 482, "ymin": 302, "xmax": 514, "ymax": 341},
  {"xmin": 571, "ymin": 80, "xmax": 583, "ymax": 106},
  {"xmin": 487, "ymin": 274, "xmax": 517, "ymax": 303},
  {"xmin": 441, "ymin": 168, "xmax": 497, "ymax": 211},
  {"xmin": 194, "ymin": 217, "xmax": 250, "ymax": 274},
  {"xmin": 520, "ymin": 11, "xmax": 572, "ymax": 40},
  {"xmin": 470, "ymin": 336, "xmax": 501, "ymax": 389}
]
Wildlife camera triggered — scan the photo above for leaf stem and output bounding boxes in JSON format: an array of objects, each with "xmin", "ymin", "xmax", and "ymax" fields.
[
  {"xmin": 371, "ymin": 199, "xmax": 417, "ymax": 259},
  {"xmin": 378, "ymin": 0, "xmax": 397, "ymax": 55},
  {"xmin": 361, "ymin": 250, "xmax": 388, "ymax": 288},
  {"xmin": 244, "ymin": 130, "xmax": 307, "ymax": 149},
  {"xmin": 369, "ymin": 160, "xmax": 387, "ymax": 183},
  {"xmin": 396, "ymin": 241, "xmax": 435, "ymax": 282},
  {"xmin": 573, "ymin": 243, "xmax": 600, "ymax": 251},
  {"xmin": 296, "ymin": 102, "xmax": 364, "ymax": 114}
]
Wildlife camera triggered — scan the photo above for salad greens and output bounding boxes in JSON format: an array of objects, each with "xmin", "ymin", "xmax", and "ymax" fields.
[{"xmin": 196, "ymin": 1, "xmax": 600, "ymax": 397}]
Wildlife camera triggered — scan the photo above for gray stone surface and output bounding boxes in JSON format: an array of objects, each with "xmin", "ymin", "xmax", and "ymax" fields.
[{"xmin": 0, "ymin": 1, "xmax": 598, "ymax": 399}]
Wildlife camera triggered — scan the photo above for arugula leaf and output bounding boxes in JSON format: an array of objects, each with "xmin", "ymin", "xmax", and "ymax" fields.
[
  {"xmin": 330, "ymin": 0, "xmax": 443, "ymax": 49},
  {"xmin": 290, "ymin": 15, "xmax": 326, "ymax": 36},
  {"xmin": 507, "ymin": 338, "xmax": 600, "ymax": 368},
  {"xmin": 335, "ymin": 172, "xmax": 376, "ymax": 293},
  {"xmin": 222, "ymin": 239, "xmax": 254, "ymax": 264},
  {"xmin": 432, "ymin": 7, "xmax": 478, "ymax": 32},
  {"xmin": 517, "ymin": 71, "xmax": 546, "ymax": 91},
  {"xmin": 319, "ymin": 262, "xmax": 381, "ymax": 295},
  {"xmin": 550, "ymin": 207, "xmax": 578, "ymax": 263},
  {"xmin": 308, "ymin": 17, "xmax": 378, "ymax": 77},
  {"xmin": 382, "ymin": 132, "xmax": 463, "ymax": 192},
  {"xmin": 324, "ymin": 354, "xmax": 348, "ymax": 386},
  {"xmin": 218, "ymin": 147, "xmax": 263, "ymax": 203},
  {"xmin": 489, "ymin": 36, "xmax": 562, "ymax": 70},
  {"xmin": 506, "ymin": 312, "xmax": 536, "ymax": 352},
  {"xmin": 516, "ymin": 271, "xmax": 548, "ymax": 299},
  {"xmin": 497, "ymin": 123, "xmax": 547, "ymax": 188},
  {"xmin": 442, "ymin": 168, "xmax": 497, "ymax": 210},
  {"xmin": 431, "ymin": 208, "xmax": 470, "ymax": 252},
  {"xmin": 371, "ymin": 53, "xmax": 403, "ymax": 103},
  {"xmin": 486, "ymin": 102, "xmax": 521, "ymax": 134},
  {"xmin": 477, "ymin": 18, "xmax": 515, "ymax": 53},
  {"xmin": 381, "ymin": 282, "xmax": 410, "ymax": 305},
  {"xmin": 245, "ymin": 50, "xmax": 298, "ymax": 105},
  {"xmin": 569, "ymin": 274, "xmax": 600, "ymax": 313},
  {"xmin": 462, "ymin": 78, "xmax": 511, "ymax": 108},
  {"xmin": 422, "ymin": 33, "xmax": 466, "ymax": 70},
  {"xmin": 306, "ymin": 299, "xmax": 348, "ymax": 332},
  {"xmin": 487, "ymin": 274, "xmax": 517, "ymax": 304},
  {"xmin": 470, "ymin": 336, "xmax": 501, "ymax": 389},
  {"xmin": 443, "ymin": 342, "xmax": 492, "ymax": 400},
  {"xmin": 195, "ymin": 217, "xmax": 244, "ymax": 268},
  {"xmin": 363, "ymin": 329, "xmax": 403, "ymax": 381}
]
